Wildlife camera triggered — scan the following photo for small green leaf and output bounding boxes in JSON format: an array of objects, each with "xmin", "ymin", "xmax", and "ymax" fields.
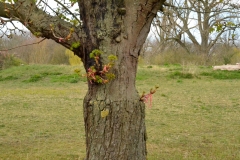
[
  {"xmin": 106, "ymin": 73, "xmax": 116, "ymax": 80},
  {"xmin": 209, "ymin": 27, "xmax": 215, "ymax": 33},
  {"xmin": 89, "ymin": 49, "xmax": 103, "ymax": 58},
  {"xmin": 108, "ymin": 55, "xmax": 117, "ymax": 61},
  {"xmin": 70, "ymin": 42, "xmax": 80, "ymax": 50}
]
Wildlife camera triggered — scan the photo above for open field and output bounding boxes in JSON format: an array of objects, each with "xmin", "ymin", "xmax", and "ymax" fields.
[{"xmin": 0, "ymin": 64, "xmax": 240, "ymax": 159}]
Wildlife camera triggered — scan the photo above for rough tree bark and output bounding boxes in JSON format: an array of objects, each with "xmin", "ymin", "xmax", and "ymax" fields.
[{"xmin": 0, "ymin": 0, "xmax": 165, "ymax": 159}]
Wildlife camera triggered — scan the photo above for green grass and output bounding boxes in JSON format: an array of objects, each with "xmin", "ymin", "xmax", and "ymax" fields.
[
  {"xmin": 0, "ymin": 64, "xmax": 240, "ymax": 159},
  {"xmin": 0, "ymin": 64, "xmax": 85, "ymax": 86},
  {"xmin": 200, "ymin": 70, "xmax": 240, "ymax": 79}
]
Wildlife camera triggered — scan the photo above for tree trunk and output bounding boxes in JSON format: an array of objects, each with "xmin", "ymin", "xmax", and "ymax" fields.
[
  {"xmin": 78, "ymin": 1, "xmax": 163, "ymax": 159},
  {"xmin": 83, "ymin": 82, "xmax": 147, "ymax": 159},
  {"xmin": 81, "ymin": 24, "xmax": 148, "ymax": 158}
]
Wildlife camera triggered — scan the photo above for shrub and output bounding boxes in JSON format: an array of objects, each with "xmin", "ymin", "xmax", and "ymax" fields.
[
  {"xmin": 200, "ymin": 70, "xmax": 240, "ymax": 79},
  {"xmin": 0, "ymin": 52, "xmax": 24, "ymax": 70},
  {"xmin": 148, "ymin": 49, "xmax": 209, "ymax": 66},
  {"xmin": 211, "ymin": 71, "xmax": 240, "ymax": 79},
  {"xmin": 65, "ymin": 50, "xmax": 82, "ymax": 66},
  {"xmin": 169, "ymin": 71, "xmax": 194, "ymax": 79},
  {"xmin": 24, "ymin": 74, "xmax": 43, "ymax": 82},
  {"xmin": 0, "ymin": 75, "xmax": 18, "ymax": 81}
]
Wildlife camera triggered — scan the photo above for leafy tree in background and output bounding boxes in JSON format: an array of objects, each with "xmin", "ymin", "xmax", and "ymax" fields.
[{"xmin": 0, "ymin": 0, "xmax": 165, "ymax": 159}]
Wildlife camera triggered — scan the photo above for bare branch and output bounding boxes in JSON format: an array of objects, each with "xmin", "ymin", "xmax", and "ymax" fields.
[
  {"xmin": 0, "ymin": 38, "xmax": 46, "ymax": 52},
  {"xmin": 53, "ymin": 0, "xmax": 81, "ymax": 24},
  {"xmin": 155, "ymin": 0, "xmax": 240, "ymax": 55},
  {"xmin": 0, "ymin": 0, "xmax": 86, "ymax": 54}
]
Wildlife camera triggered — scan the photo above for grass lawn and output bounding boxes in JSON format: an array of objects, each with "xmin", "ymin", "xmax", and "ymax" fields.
[{"xmin": 0, "ymin": 64, "xmax": 240, "ymax": 159}]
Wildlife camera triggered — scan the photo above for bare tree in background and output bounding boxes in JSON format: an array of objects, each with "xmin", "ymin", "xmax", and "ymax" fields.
[
  {"xmin": 152, "ymin": 0, "xmax": 240, "ymax": 59},
  {"xmin": 0, "ymin": 34, "xmax": 68, "ymax": 65}
]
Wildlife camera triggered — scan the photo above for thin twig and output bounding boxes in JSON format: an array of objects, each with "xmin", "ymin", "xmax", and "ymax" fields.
[
  {"xmin": 0, "ymin": 38, "xmax": 47, "ymax": 52},
  {"xmin": 53, "ymin": 0, "xmax": 81, "ymax": 24}
]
